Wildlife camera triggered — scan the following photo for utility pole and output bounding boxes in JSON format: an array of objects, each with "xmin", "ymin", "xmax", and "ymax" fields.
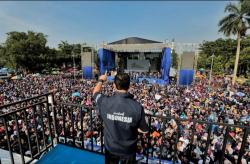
[
  {"xmin": 72, "ymin": 50, "xmax": 76, "ymax": 82},
  {"xmin": 209, "ymin": 53, "xmax": 215, "ymax": 86},
  {"xmin": 81, "ymin": 44, "xmax": 83, "ymax": 80},
  {"xmin": 193, "ymin": 49, "xmax": 200, "ymax": 82},
  {"xmin": 91, "ymin": 46, "xmax": 93, "ymax": 79},
  {"xmin": 177, "ymin": 53, "xmax": 182, "ymax": 85}
]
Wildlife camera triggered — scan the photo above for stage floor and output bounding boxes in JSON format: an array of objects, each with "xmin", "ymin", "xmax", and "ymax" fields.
[{"xmin": 37, "ymin": 144, "xmax": 104, "ymax": 164}]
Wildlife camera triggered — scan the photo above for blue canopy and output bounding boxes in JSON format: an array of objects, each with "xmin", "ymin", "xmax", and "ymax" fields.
[{"xmin": 236, "ymin": 92, "xmax": 245, "ymax": 97}]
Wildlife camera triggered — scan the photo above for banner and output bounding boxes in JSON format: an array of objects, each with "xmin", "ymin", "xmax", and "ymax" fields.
[
  {"xmin": 82, "ymin": 66, "xmax": 93, "ymax": 79},
  {"xmin": 98, "ymin": 48, "xmax": 115, "ymax": 75},
  {"xmin": 179, "ymin": 69, "xmax": 194, "ymax": 85},
  {"xmin": 161, "ymin": 48, "xmax": 171, "ymax": 84}
]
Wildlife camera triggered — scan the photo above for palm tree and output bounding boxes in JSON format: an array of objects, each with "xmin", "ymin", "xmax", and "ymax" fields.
[{"xmin": 218, "ymin": 0, "xmax": 250, "ymax": 85}]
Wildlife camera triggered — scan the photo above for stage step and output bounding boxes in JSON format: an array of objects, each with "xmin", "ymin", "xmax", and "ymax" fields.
[{"xmin": 0, "ymin": 148, "xmax": 36, "ymax": 164}]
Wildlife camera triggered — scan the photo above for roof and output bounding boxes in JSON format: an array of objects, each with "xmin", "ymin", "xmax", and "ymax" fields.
[{"xmin": 108, "ymin": 37, "xmax": 162, "ymax": 45}]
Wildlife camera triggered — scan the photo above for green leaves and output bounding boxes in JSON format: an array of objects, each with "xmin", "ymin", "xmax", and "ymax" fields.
[
  {"xmin": 217, "ymin": 0, "xmax": 250, "ymax": 79},
  {"xmin": 218, "ymin": 1, "xmax": 250, "ymax": 37},
  {"xmin": 198, "ymin": 36, "xmax": 250, "ymax": 75},
  {"xmin": 171, "ymin": 49, "xmax": 178, "ymax": 69},
  {"xmin": 0, "ymin": 31, "xmax": 85, "ymax": 72},
  {"xmin": 2, "ymin": 31, "xmax": 48, "ymax": 71}
]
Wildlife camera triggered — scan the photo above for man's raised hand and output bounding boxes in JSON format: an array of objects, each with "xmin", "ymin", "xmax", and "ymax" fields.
[{"xmin": 99, "ymin": 70, "xmax": 107, "ymax": 82}]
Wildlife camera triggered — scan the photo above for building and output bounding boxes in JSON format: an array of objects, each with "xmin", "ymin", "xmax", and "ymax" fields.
[{"xmin": 101, "ymin": 37, "xmax": 170, "ymax": 72}]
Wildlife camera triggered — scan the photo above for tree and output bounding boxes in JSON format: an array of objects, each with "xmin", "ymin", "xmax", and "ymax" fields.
[
  {"xmin": 2, "ymin": 31, "xmax": 48, "ymax": 72},
  {"xmin": 218, "ymin": 0, "xmax": 250, "ymax": 84},
  {"xmin": 43, "ymin": 47, "xmax": 58, "ymax": 68},
  {"xmin": 58, "ymin": 41, "xmax": 73, "ymax": 62},
  {"xmin": 171, "ymin": 49, "xmax": 178, "ymax": 69},
  {"xmin": 198, "ymin": 36, "xmax": 250, "ymax": 76},
  {"xmin": 240, "ymin": 46, "xmax": 250, "ymax": 77},
  {"xmin": 0, "ymin": 45, "xmax": 7, "ymax": 67},
  {"xmin": 58, "ymin": 41, "xmax": 82, "ymax": 67},
  {"xmin": 198, "ymin": 38, "xmax": 237, "ymax": 73},
  {"xmin": 0, "ymin": 31, "xmax": 89, "ymax": 72}
]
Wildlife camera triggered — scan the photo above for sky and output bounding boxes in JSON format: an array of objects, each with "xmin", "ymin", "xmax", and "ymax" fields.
[{"xmin": 0, "ymin": 1, "xmax": 230, "ymax": 48}]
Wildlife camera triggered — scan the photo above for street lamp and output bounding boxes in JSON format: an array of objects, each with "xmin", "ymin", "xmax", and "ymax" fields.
[{"xmin": 208, "ymin": 53, "xmax": 215, "ymax": 86}]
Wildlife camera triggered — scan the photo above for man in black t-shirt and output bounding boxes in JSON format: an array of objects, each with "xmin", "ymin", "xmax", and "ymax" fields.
[{"xmin": 93, "ymin": 72, "xmax": 148, "ymax": 164}]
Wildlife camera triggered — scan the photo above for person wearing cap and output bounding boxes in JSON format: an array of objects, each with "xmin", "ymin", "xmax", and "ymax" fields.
[{"xmin": 93, "ymin": 72, "xmax": 149, "ymax": 164}]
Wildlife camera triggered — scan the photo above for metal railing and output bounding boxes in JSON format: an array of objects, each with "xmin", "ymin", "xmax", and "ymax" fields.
[
  {"xmin": 53, "ymin": 103, "xmax": 104, "ymax": 155},
  {"xmin": 53, "ymin": 102, "xmax": 250, "ymax": 164},
  {"xmin": 0, "ymin": 93, "xmax": 55, "ymax": 164},
  {"xmin": 1, "ymin": 93, "xmax": 249, "ymax": 164},
  {"xmin": 144, "ymin": 114, "xmax": 249, "ymax": 164}
]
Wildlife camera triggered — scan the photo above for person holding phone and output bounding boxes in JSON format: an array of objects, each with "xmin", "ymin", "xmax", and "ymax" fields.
[{"xmin": 93, "ymin": 71, "xmax": 148, "ymax": 164}]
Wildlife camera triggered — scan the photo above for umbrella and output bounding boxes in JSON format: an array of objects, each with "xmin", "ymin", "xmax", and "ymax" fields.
[
  {"xmin": 155, "ymin": 94, "xmax": 161, "ymax": 100},
  {"xmin": 235, "ymin": 92, "xmax": 245, "ymax": 97},
  {"xmin": 32, "ymin": 73, "xmax": 41, "ymax": 77},
  {"xmin": 72, "ymin": 92, "xmax": 81, "ymax": 97},
  {"xmin": 11, "ymin": 75, "xmax": 22, "ymax": 80},
  {"xmin": 199, "ymin": 68, "xmax": 205, "ymax": 72}
]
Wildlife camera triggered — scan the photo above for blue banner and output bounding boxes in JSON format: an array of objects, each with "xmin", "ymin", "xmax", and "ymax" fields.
[
  {"xmin": 179, "ymin": 69, "xmax": 194, "ymax": 85},
  {"xmin": 82, "ymin": 66, "xmax": 93, "ymax": 79},
  {"xmin": 98, "ymin": 48, "xmax": 104, "ymax": 75},
  {"xmin": 97, "ymin": 48, "xmax": 115, "ymax": 75},
  {"xmin": 161, "ymin": 48, "xmax": 171, "ymax": 84}
]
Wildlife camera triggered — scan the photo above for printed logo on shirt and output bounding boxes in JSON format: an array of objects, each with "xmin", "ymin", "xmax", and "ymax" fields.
[{"xmin": 107, "ymin": 112, "xmax": 132, "ymax": 123}]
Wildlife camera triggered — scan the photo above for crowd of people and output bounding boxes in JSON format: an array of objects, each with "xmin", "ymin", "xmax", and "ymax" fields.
[{"xmin": 0, "ymin": 72, "xmax": 249, "ymax": 163}]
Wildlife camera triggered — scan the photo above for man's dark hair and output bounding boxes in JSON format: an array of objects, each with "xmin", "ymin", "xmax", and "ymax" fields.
[{"xmin": 114, "ymin": 73, "xmax": 130, "ymax": 90}]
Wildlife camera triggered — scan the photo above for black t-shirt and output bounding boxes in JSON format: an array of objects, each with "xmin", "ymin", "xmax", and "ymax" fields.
[{"xmin": 93, "ymin": 91, "xmax": 148, "ymax": 157}]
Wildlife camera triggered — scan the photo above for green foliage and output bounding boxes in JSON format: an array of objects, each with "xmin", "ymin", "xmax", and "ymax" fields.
[
  {"xmin": 0, "ymin": 31, "xmax": 85, "ymax": 72},
  {"xmin": 198, "ymin": 36, "xmax": 250, "ymax": 76},
  {"xmin": 0, "ymin": 31, "xmax": 47, "ymax": 71},
  {"xmin": 218, "ymin": 1, "xmax": 250, "ymax": 37},
  {"xmin": 217, "ymin": 0, "xmax": 250, "ymax": 79},
  {"xmin": 199, "ymin": 0, "xmax": 250, "ymax": 77},
  {"xmin": 171, "ymin": 49, "xmax": 178, "ymax": 69},
  {"xmin": 57, "ymin": 41, "xmax": 82, "ymax": 67},
  {"xmin": 198, "ymin": 38, "xmax": 236, "ymax": 70},
  {"xmin": 0, "ymin": 45, "xmax": 7, "ymax": 67}
]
